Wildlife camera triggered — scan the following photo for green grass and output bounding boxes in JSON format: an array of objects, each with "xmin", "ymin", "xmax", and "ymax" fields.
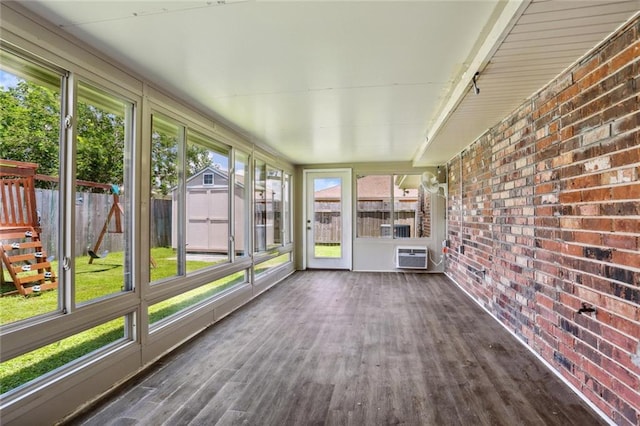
[
  {"xmin": 0, "ymin": 247, "xmax": 229, "ymax": 324},
  {"xmin": 0, "ymin": 247, "xmax": 246, "ymax": 394},
  {"xmin": 314, "ymin": 244, "xmax": 341, "ymax": 258},
  {"xmin": 149, "ymin": 271, "xmax": 245, "ymax": 324},
  {"xmin": 0, "ymin": 317, "xmax": 124, "ymax": 394}
]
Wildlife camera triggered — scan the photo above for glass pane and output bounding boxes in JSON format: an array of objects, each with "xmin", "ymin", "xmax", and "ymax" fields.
[
  {"xmin": 75, "ymin": 82, "xmax": 132, "ymax": 303},
  {"xmin": 148, "ymin": 271, "xmax": 246, "ymax": 325},
  {"xmin": 283, "ymin": 173, "xmax": 292, "ymax": 245},
  {"xmin": 267, "ymin": 167, "xmax": 282, "ymax": 248},
  {"xmin": 254, "ymin": 159, "xmax": 267, "ymax": 253},
  {"xmin": 184, "ymin": 132, "xmax": 229, "ymax": 271},
  {"xmin": 255, "ymin": 253, "xmax": 291, "ymax": 277},
  {"xmin": 394, "ymin": 174, "xmax": 431, "ymax": 238},
  {"xmin": 150, "ymin": 115, "xmax": 182, "ymax": 282},
  {"xmin": 0, "ymin": 51, "xmax": 62, "ymax": 323},
  {"xmin": 356, "ymin": 175, "xmax": 392, "ymax": 238},
  {"xmin": 234, "ymin": 151, "xmax": 249, "ymax": 257},
  {"xmin": 313, "ymin": 177, "xmax": 341, "ymax": 258},
  {"xmin": 0, "ymin": 316, "xmax": 126, "ymax": 394}
]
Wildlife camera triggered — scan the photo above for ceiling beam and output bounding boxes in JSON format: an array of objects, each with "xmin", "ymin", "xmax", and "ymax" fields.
[{"xmin": 413, "ymin": 0, "xmax": 531, "ymax": 167}]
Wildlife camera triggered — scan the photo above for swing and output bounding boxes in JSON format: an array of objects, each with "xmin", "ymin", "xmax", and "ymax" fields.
[
  {"xmin": 88, "ymin": 249, "xmax": 109, "ymax": 259},
  {"xmin": 88, "ymin": 186, "xmax": 123, "ymax": 264},
  {"xmin": 87, "ymin": 184, "xmax": 157, "ymax": 267}
]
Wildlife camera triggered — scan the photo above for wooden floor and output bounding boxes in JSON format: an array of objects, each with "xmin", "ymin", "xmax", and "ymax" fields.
[{"xmin": 68, "ymin": 271, "xmax": 605, "ymax": 425}]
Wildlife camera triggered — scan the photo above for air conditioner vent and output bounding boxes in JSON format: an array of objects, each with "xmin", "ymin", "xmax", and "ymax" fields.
[{"xmin": 396, "ymin": 246, "xmax": 428, "ymax": 269}]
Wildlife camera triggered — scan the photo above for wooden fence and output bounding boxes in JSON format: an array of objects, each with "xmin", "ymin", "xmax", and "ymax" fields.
[
  {"xmin": 314, "ymin": 197, "xmax": 431, "ymax": 243},
  {"xmin": 33, "ymin": 189, "xmax": 171, "ymax": 258}
]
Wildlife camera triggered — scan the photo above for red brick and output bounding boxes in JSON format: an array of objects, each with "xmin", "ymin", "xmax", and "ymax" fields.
[
  {"xmin": 577, "ymin": 203, "xmax": 600, "ymax": 216},
  {"xmin": 583, "ymin": 358, "xmax": 615, "ymax": 388},
  {"xmin": 612, "ymin": 346, "xmax": 640, "ymax": 376},
  {"xmin": 602, "ymin": 357, "xmax": 640, "ymax": 390},
  {"xmin": 575, "ymin": 285, "xmax": 602, "ymax": 306},
  {"xmin": 601, "ymin": 295, "xmax": 639, "ymax": 321},
  {"xmin": 611, "ymin": 183, "xmax": 640, "ymax": 200},
  {"xmin": 581, "ymin": 386, "xmax": 615, "ymax": 418},
  {"xmin": 577, "ymin": 62, "xmax": 610, "ymax": 91},
  {"xmin": 600, "ymin": 313, "xmax": 640, "ymax": 340},
  {"xmin": 562, "ymin": 243, "xmax": 584, "ymax": 257},
  {"xmin": 561, "ymin": 126, "xmax": 575, "ymax": 140},
  {"xmin": 445, "ymin": 18, "xmax": 640, "ymax": 426},
  {"xmin": 581, "ymin": 187, "xmax": 611, "ymax": 202},
  {"xmin": 610, "ymin": 40, "xmax": 640, "ymax": 71},
  {"xmin": 613, "ymin": 381, "xmax": 640, "ymax": 422},
  {"xmin": 603, "ymin": 234, "xmax": 639, "ymax": 251},
  {"xmin": 560, "ymin": 217, "xmax": 583, "ymax": 229},
  {"xmin": 573, "ymin": 54, "xmax": 602, "ymax": 83},
  {"xmin": 564, "ymin": 174, "xmax": 600, "ymax": 190},
  {"xmin": 558, "ymin": 293, "xmax": 582, "ymax": 312},
  {"xmin": 614, "ymin": 218, "xmax": 640, "ymax": 233},
  {"xmin": 571, "ymin": 231, "xmax": 603, "ymax": 246},
  {"xmin": 613, "ymin": 111, "xmax": 640, "ymax": 135},
  {"xmin": 559, "ymin": 191, "xmax": 582, "ymax": 203},
  {"xmin": 611, "ymin": 251, "xmax": 640, "ymax": 270},
  {"xmin": 610, "ymin": 147, "xmax": 640, "ymax": 168},
  {"xmin": 581, "ymin": 218, "xmax": 613, "ymax": 232}
]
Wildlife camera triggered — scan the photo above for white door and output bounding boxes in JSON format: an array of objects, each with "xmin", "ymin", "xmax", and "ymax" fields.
[{"xmin": 305, "ymin": 169, "xmax": 352, "ymax": 269}]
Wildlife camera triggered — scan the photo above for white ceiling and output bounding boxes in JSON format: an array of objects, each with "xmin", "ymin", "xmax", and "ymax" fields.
[{"xmin": 17, "ymin": 0, "xmax": 640, "ymax": 166}]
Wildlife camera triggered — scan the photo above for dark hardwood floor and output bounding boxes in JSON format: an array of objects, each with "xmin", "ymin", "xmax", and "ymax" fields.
[{"xmin": 68, "ymin": 271, "xmax": 605, "ymax": 425}]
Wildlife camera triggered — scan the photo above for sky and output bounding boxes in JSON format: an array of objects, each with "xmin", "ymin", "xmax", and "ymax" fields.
[
  {"xmin": 314, "ymin": 178, "xmax": 340, "ymax": 192},
  {"xmin": 0, "ymin": 70, "xmax": 20, "ymax": 89}
]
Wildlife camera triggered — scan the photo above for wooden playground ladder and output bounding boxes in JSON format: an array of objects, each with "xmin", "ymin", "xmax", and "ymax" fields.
[
  {"xmin": 0, "ymin": 227, "xmax": 57, "ymax": 295},
  {"xmin": 0, "ymin": 159, "xmax": 58, "ymax": 295}
]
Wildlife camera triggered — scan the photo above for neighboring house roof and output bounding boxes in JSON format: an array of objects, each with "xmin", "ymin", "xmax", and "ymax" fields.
[{"xmin": 315, "ymin": 175, "xmax": 419, "ymax": 200}]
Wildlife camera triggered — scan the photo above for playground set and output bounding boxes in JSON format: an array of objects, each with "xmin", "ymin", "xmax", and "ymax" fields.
[{"xmin": 0, "ymin": 159, "xmax": 124, "ymax": 296}]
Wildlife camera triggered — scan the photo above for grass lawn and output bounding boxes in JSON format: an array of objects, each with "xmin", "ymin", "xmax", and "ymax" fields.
[
  {"xmin": 314, "ymin": 244, "xmax": 341, "ymax": 258},
  {"xmin": 0, "ymin": 247, "xmax": 246, "ymax": 394}
]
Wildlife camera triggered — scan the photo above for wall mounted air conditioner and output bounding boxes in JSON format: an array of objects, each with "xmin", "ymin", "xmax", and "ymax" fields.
[{"xmin": 396, "ymin": 246, "xmax": 428, "ymax": 270}]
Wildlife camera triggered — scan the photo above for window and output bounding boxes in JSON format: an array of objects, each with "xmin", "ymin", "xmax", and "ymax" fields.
[
  {"xmin": 254, "ymin": 159, "xmax": 267, "ymax": 252},
  {"xmin": 266, "ymin": 167, "xmax": 282, "ymax": 247},
  {"xmin": 283, "ymin": 172, "xmax": 292, "ymax": 245},
  {"xmin": 254, "ymin": 253, "xmax": 291, "ymax": 278},
  {"xmin": 0, "ymin": 48, "xmax": 136, "ymax": 399},
  {"xmin": 234, "ymin": 151, "xmax": 250, "ymax": 257},
  {"xmin": 75, "ymin": 81, "xmax": 133, "ymax": 304},
  {"xmin": 0, "ymin": 47, "xmax": 64, "ymax": 323},
  {"xmin": 0, "ymin": 316, "xmax": 127, "ymax": 393},
  {"xmin": 356, "ymin": 175, "xmax": 392, "ymax": 238},
  {"xmin": 150, "ymin": 114, "xmax": 183, "ymax": 282},
  {"xmin": 394, "ymin": 174, "xmax": 431, "ymax": 238},
  {"xmin": 184, "ymin": 131, "xmax": 230, "ymax": 271},
  {"xmin": 148, "ymin": 272, "xmax": 247, "ymax": 325},
  {"xmin": 356, "ymin": 174, "xmax": 431, "ymax": 238}
]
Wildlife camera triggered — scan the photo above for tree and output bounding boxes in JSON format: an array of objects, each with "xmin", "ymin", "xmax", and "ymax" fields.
[
  {"xmin": 76, "ymin": 102, "xmax": 125, "ymax": 187},
  {"xmin": 2, "ymin": 78, "xmax": 215, "ymax": 195},
  {"xmin": 0, "ymin": 80, "xmax": 61, "ymax": 178}
]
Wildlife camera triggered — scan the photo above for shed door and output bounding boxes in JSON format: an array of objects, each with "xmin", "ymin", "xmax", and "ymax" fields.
[{"xmin": 186, "ymin": 189, "xmax": 210, "ymax": 250}]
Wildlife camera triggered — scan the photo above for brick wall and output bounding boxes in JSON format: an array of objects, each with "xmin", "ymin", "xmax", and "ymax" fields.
[{"xmin": 446, "ymin": 17, "xmax": 640, "ymax": 426}]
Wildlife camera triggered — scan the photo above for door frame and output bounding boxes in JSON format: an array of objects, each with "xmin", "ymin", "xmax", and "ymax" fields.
[{"xmin": 303, "ymin": 168, "xmax": 352, "ymax": 270}]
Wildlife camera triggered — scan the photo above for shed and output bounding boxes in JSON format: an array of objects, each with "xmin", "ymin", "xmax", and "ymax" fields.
[{"xmin": 171, "ymin": 166, "xmax": 245, "ymax": 253}]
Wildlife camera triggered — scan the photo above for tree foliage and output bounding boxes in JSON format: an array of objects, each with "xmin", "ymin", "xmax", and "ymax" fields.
[
  {"xmin": 1, "ymin": 78, "xmax": 214, "ymax": 195},
  {"xmin": 0, "ymin": 81, "xmax": 61, "ymax": 178},
  {"xmin": 76, "ymin": 103, "xmax": 126, "ymax": 186}
]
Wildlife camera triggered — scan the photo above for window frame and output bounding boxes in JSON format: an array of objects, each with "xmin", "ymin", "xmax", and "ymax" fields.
[{"xmin": 355, "ymin": 173, "xmax": 432, "ymax": 240}]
